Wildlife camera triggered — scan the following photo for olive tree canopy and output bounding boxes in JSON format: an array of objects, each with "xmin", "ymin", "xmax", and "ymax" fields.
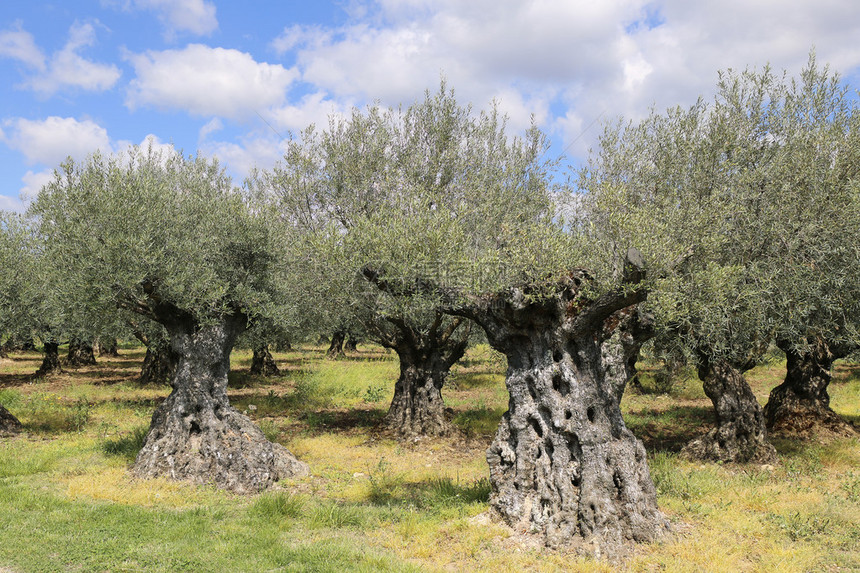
[{"xmin": 31, "ymin": 145, "xmax": 308, "ymax": 492}]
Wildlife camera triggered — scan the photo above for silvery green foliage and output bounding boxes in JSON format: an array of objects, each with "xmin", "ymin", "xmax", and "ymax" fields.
[
  {"xmin": 30, "ymin": 145, "xmax": 295, "ymax": 331},
  {"xmin": 580, "ymin": 52, "xmax": 860, "ymax": 363}
]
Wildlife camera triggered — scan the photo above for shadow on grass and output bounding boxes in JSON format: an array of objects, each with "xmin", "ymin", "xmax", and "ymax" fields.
[
  {"xmin": 363, "ymin": 462, "xmax": 491, "ymax": 510},
  {"xmin": 101, "ymin": 426, "xmax": 148, "ymax": 462},
  {"xmin": 299, "ymin": 408, "xmax": 386, "ymax": 433},
  {"xmin": 452, "ymin": 405, "xmax": 505, "ymax": 438},
  {"xmin": 624, "ymin": 404, "xmax": 714, "ymax": 453}
]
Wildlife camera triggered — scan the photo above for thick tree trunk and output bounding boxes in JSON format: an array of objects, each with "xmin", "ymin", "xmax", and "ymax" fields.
[
  {"xmin": 35, "ymin": 341, "xmax": 62, "ymax": 376},
  {"xmin": 764, "ymin": 338, "xmax": 858, "ymax": 436},
  {"xmin": 681, "ymin": 359, "xmax": 776, "ymax": 463},
  {"xmin": 250, "ymin": 344, "xmax": 280, "ymax": 376},
  {"xmin": 132, "ymin": 313, "xmax": 308, "ymax": 492},
  {"xmin": 99, "ymin": 338, "xmax": 120, "ymax": 357},
  {"xmin": 344, "ymin": 334, "xmax": 359, "ymax": 353},
  {"xmin": 67, "ymin": 339, "xmax": 97, "ymax": 367},
  {"xmin": 0, "ymin": 403, "xmax": 22, "ymax": 436},
  {"xmin": 139, "ymin": 343, "xmax": 178, "ymax": 386},
  {"xmin": 442, "ymin": 264, "xmax": 667, "ymax": 554},
  {"xmin": 385, "ymin": 331, "xmax": 468, "ymax": 438},
  {"xmin": 326, "ymin": 330, "xmax": 345, "ymax": 359},
  {"xmin": 600, "ymin": 307, "xmax": 655, "ymax": 402}
]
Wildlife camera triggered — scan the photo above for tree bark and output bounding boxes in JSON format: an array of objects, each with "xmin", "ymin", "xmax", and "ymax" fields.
[
  {"xmin": 344, "ymin": 334, "xmax": 359, "ymax": 353},
  {"xmin": 132, "ymin": 312, "xmax": 308, "ymax": 492},
  {"xmin": 35, "ymin": 340, "xmax": 62, "ymax": 376},
  {"xmin": 681, "ymin": 359, "xmax": 777, "ymax": 463},
  {"xmin": 383, "ymin": 318, "xmax": 469, "ymax": 438},
  {"xmin": 600, "ymin": 306, "xmax": 655, "ymax": 403},
  {"xmin": 763, "ymin": 337, "xmax": 858, "ymax": 435},
  {"xmin": 99, "ymin": 338, "xmax": 120, "ymax": 357},
  {"xmin": 443, "ymin": 266, "xmax": 667, "ymax": 553},
  {"xmin": 326, "ymin": 330, "xmax": 345, "ymax": 359},
  {"xmin": 139, "ymin": 343, "xmax": 178, "ymax": 386},
  {"xmin": 67, "ymin": 339, "xmax": 97, "ymax": 366},
  {"xmin": 0, "ymin": 403, "xmax": 22, "ymax": 436},
  {"xmin": 250, "ymin": 344, "xmax": 280, "ymax": 376}
]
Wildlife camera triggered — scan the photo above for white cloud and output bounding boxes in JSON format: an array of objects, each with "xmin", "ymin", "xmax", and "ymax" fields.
[
  {"xmin": 24, "ymin": 22, "xmax": 121, "ymax": 96},
  {"xmin": 198, "ymin": 118, "xmax": 224, "ymax": 141},
  {"xmin": 268, "ymin": 91, "xmax": 351, "ymax": 134},
  {"xmin": 276, "ymin": 0, "xmax": 860, "ymax": 161},
  {"xmin": 1, "ymin": 116, "xmax": 112, "ymax": 167},
  {"xmin": 129, "ymin": 0, "xmax": 218, "ymax": 39},
  {"xmin": 18, "ymin": 169, "xmax": 55, "ymax": 205},
  {"xmin": 199, "ymin": 135, "xmax": 287, "ymax": 182},
  {"xmin": 126, "ymin": 44, "xmax": 298, "ymax": 119},
  {"xmin": 0, "ymin": 22, "xmax": 46, "ymax": 70},
  {"xmin": 0, "ymin": 192, "xmax": 27, "ymax": 213}
]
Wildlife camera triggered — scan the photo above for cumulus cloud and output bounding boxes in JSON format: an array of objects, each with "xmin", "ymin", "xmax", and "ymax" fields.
[
  {"xmin": 199, "ymin": 135, "xmax": 287, "ymax": 182},
  {"xmin": 0, "ymin": 22, "xmax": 46, "ymax": 70},
  {"xmin": 117, "ymin": 0, "xmax": 218, "ymax": 39},
  {"xmin": 274, "ymin": 0, "xmax": 860, "ymax": 160},
  {"xmin": 22, "ymin": 22, "xmax": 121, "ymax": 96},
  {"xmin": 126, "ymin": 44, "xmax": 299, "ymax": 119},
  {"xmin": 1, "ymin": 116, "xmax": 112, "ymax": 167}
]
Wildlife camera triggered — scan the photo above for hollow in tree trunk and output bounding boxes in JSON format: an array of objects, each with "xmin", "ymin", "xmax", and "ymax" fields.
[
  {"xmin": 250, "ymin": 344, "xmax": 280, "ymax": 376},
  {"xmin": 382, "ymin": 316, "xmax": 469, "ymax": 438},
  {"xmin": 67, "ymin": 339, "xmax": 97, "ymax": 367},
  {"xmin": 763, "ymin": 337, "xmax": 858, "ymax": 436},
  {"xmin": 443, "ymin": 264, "xmax": 668, "ymax": 554},
  {"xmin": 326, "ymin": 330, "xmax": 345, "ymax": 359},
  {"xmin": 681, "ymin": 359, "xmax": 776, "ymax": 463},
  {"xmin": 132, "ymin": 311, "xmax": 308, "ymax": 492},
  {"xmin": 0, "ymin": 403, "xmax": 22, "ymax": 435},
  {"xmin": 35, "ymin": 340, "xmax": 62, "ymax": 376}
]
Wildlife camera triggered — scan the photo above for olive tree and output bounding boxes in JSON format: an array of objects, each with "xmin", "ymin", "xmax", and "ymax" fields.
[
  {"xmin": 254, "ymin": 85, "xmax": 550, "ymax": 438},
  {"xmin": 0, "ymin": 211, "xmax": 32, "ymax": 433},
  {"xmin": 31, "ymin": 146, "xmax": 308, "ymax": 492},
  {"xmin": 581, "ymin": 54, "xmax": 860, "ymax": 461}
]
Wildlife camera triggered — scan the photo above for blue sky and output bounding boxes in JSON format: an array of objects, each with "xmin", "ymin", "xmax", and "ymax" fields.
[{"xmin": 2, "ymin": 0, "xmax": 860, "ymax": 212}]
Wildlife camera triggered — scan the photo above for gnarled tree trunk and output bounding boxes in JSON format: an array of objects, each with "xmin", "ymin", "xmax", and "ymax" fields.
[
  {"xmin": 99, "ymin": 338, "xmax": 120, "ymax": 357},
  {"xmin": 326, "ymin": 330, "xmax": 345, "ymax": 359},
  {"xmin": 344, "ymin": 334, "xmax": 359, "ymax": 353},
  {"xmin": 67, "ymin": 338, "xmax": 97, "ymax": 366},
  {"xmin": 681, "ymin": 359, "xmax": 776, "ymax": 463},
  {"xmin": 132, "ymin": 312, "xmax": 307, "ymax": 492},
  {"xmin": 0, "ymin": 403, "xmax": 22, "ymax": 435},
  {"xmin": 384, "ymin": 317, "xmax": 469, "ymax": 438},
  {"xmin": 443, "ymin": 260, "xmax": 668, "ymax": 554},
  {"xmin": 250, "ymin": 344, "xmax": 280, "ymax": 376},
  {"xmin": 35, "ymin": 340, "xmax": 62, "ymax": 376},
  {"xmin": 764, "ymin": 337, "xmax": 857, "ymax": 436}
]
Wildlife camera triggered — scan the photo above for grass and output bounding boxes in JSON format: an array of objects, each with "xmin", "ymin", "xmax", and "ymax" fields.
[{"xmin": 0, "ymin": 344, "xmax": 858, "ymax": 572}]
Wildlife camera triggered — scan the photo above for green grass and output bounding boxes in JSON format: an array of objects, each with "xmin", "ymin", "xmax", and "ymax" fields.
[{"xmin": 0, "ymin": 344, "xmax": 858, "ymax": 572}]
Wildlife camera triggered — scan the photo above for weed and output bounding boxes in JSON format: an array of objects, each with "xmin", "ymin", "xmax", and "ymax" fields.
[
  {"xmin": 767, "ymin": 511, "xmax": 832, "ymax": 541},
  {"xmin": 308, "ymin": 501, "xmax": 367, "ymax": 529},
  {"xmin": 364, "ymin": 384, "xmax": 386, "ymax": 403},
  {"xmin": 251, "ymin": 491, "xmax": 306, "ymax": 519},
  {"xmin": 258, "ymin": 419, "xmax": 281, "ymax": 442}
]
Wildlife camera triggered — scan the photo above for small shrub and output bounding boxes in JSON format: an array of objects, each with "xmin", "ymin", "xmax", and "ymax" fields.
[
  {"xmin": 308, "ymin": 502, "xmax": 366, "ymax": 529},
  {"xmin": 363, "ymin": 384, "xmax": 386, "ymax": 403},
  {"xmin": 252, "ymin": 491, "xmax": 306, "ymax": 520}
]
